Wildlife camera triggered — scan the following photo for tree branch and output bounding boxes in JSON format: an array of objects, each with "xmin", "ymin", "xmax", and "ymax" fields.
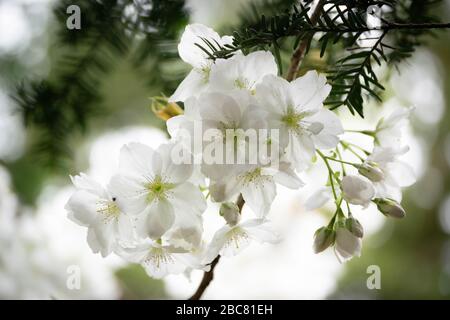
[
  {"xmin": 188, "ymin": 255, "xmax": 221, "ymax": 300},
  {"xmin": 189, "ymin": 194, "xmax": 245, "ymax": 300},
  {"xmin": 292, "ymin": 21, "xmax": 450, "ymax": 34},
  {"xmin": 286, "ymin": 0, "xmax": 326, "ymax": 81}
]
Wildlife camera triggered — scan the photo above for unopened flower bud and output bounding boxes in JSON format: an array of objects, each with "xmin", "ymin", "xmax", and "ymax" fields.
[
  {"xmin": 313, "ymin": 226, "xmax": 335, "ymax": 253},
  {"xmin": 341, "ymin": 175, "xmax": 375, "ymax": 207},
  {"xmin": 151, "ymin": 96, "xmax": 183, "ymax": 121},
  {"xmin": 335, "ymin": 225, "xmax": 362, "ymax": 262},
  {"xmin": 373, "ymin": 198, "xmax": 406, "ymax": 218},
  {"xmin": 345, "ymin": 217, "xmax": 364, "ymax": 238},
  {"xmin": 357, "ymin": 161, "xmax": 384, "ymax": 182},
  {"xmin": 220, "ymin": 202, "xmax": 240, "ymax": 226}
]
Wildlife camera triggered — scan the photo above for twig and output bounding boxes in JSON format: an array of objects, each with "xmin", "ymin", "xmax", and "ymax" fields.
[
  {"xmin": 286, "ymin": 0, "xmax": 326, "ymax": 81},
  {"xmin": 188, "ymin": 255, "xmax": 221, "ymax": 300},
  {"xmin": 188, "ymin": 194, "xmax": 245, "ymax": 300},
  {"xmin": 292, "ymin": 21, "xmax": 450, "ymax": 34}
]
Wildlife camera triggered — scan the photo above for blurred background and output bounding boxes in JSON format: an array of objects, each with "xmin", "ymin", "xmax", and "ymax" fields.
[{"xmin": 1, "ymin": 0, "xmax": 450, "ymax": 299}]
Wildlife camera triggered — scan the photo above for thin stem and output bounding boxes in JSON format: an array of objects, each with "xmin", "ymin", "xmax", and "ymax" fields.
[
  {"xmin": 345, "ymin": 129, "xmax": 375, "ymax": 136},
  {"xmin": 208, "ymin": 21, "xmax": 450, "ymax": 60},
  {"xmin": 347, "ymin": 147, "xmax": 365, "ymax": 161},
  {"xmin": 189, "ymin": 194, "xmax": 245, "ymax": 300},
  {"xmin": 346, "ymin": 201, "xmax": 352, "ymax": 217},
  {"xmin": 292, "ymin": 22, "xmax": 450, "ymax": 34},
  {"xmin": 340, "ymin": 142, "xmax": 366, "ymax": 161},
  {"xmin": 336, "ymin": 147, "xmax": 352, "ymax": 217},
  {"xmin": 341, "ymin": 141, "xmax": 370, "ymax": 155},
  {"xmin": 286, "ymin": 0, "xmax": 326, "ymax": 81},
  {"xmin": 336, "ymin": 147, "xmax": 346, "ymax": 175},
  {"xmin": 327, "ymin": 196, "xmax": 344, "ymax": 228},
  {"xmin": 325, "ymin": 156, "xmax": 357, "ymax": 167},
  {"xmin": 317, "ymin": 150, "xmax": 338, "ymax": 203}
]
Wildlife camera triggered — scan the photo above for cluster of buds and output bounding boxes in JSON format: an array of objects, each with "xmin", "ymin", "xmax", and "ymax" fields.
[{"xmin": 313, "ymin": 212, "xmax": 364, "ymax": 262}]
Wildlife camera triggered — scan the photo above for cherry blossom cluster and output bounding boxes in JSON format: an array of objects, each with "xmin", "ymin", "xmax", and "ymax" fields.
[{"xmin": 65, "ymin": 23, "xmax": 416, "ymax": 278}]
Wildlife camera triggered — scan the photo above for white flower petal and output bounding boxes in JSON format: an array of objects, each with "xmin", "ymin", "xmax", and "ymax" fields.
[
  {"xmin": 70, "ymin": 173, "xmax": 106, "ymax": 197},
  {"xmin": 144, "ymin": 199, "xmax": 175, "ymax": 239},
  {"xmin": 386, "ymin": 161, "xmax": 416, "ymax": 187},
  {"xmin": 203, "ymin": 225, "xmax": 232, "ymax": 264},
  {"xmin": 169, "ymin": 68, "xmax": 208, "ymax": 102},
  {"xmin": 335, "ymin": 227, "xmax": 362, "ymax": 263},
  {"xmin": 165, "ymin": 217, "xmax": 203, "ymax": 251},
  {"xmin": 65, "ymin": 190, "xmax": 98, "ymax": 226},
  {"xmin": 108, "ymin": 174, "xmax": 148, "ymax": 216},
  {"xmin": 241, "ymin": 219, "xmax": 280, "ymax": 244},
  {"xmin": 87, "ymin": 227, "xmax": 102, "ymax": 255},
  {"xmin": 178, "ymin": 23, "xmax": 223, "ymax": 69},
  {"xmin": 287, "ymin": 133, "xmax": 315, "ymax": 170},
  {"xmin": 308, "ymin": 109, "xmax": 343, "ymax": 149},
  {"xmin": 116, "ymin": 213, "xmax": 135, "ymax": 243},
  {"xmin": 219, "ymin": 226, "xmax": 252, "ymax": 258},
  {"xmin": 241, "ymin": 177, "xmax": 276, "ymax": 218},
  {"xmin": 342, "ymin": 175, "xmax": 375, "ymax": 207},
  {"xmin": 273, "ymin": 162, "xmax": 304, "ymax": 189},
  {"xmin": 209, "ymin": 51, "xmax": 277, "ymax": 93},
  {"xmin": 116, "ymin": 242, "xmax": 151, "ymax": 263},
  {"xmin": 119, "ymin": 143, "xmax": 161, "ymax": 178},
  {"xmin": 91, "ymin": 218, "xmax": 117, "ymax": 257},
  {"xmin": 198, "ymin": 92, "xmax": 242, "ymax": 124},
  {"xmin": 255, "ymin": 74, "xmax": 291, "ymax": 115},
  {"xmin": 157, "ymin": 143, "xmax": 193, "ymax": 184},
  {"xmin": 240, "ymin": 51, "xmax": 278, "ymax": 88},
  {"xmin": 171, "ymin": 182, "xmax": 206, "ymax": 214},
  {"xmin": 290, "ymin": 70, "xmax": 331, "ymax": 111},
  {"xmin": 374, "ymin": 180, "xmax": 402, "ymax": 202},
  {"xmin": 209, "ymin": 177, "xmax": 243, "ymax": 203},
  {"xmin": 304, "ymin": 187, "xmax": 331, "ymax": 210},
  {"xmin": 143, "ymin": 254, "xmax": 186, "ymax": 279}
]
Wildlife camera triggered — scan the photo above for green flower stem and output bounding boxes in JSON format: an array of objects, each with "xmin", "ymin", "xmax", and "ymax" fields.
[
  {"xmin": 340, "ymin": 141, "xmax": 367, "ymax": 161},
  {"xmin": 317, "ymin": 150, "xmax": 340, "ymax": 205},
  {"xmin": 344, "ymin": 129, "xmax": 375, "ymax": 136},
  {"xmin": 341, "ymin": 141, "xmax": 370, "ymax": 154},
  {"xmin": 324, "ymin": 156, "xmax": 358, "ymax": 167},
  {"xmin": 336, "ymin": 147, "xmax": 352, "ymax": 217}
]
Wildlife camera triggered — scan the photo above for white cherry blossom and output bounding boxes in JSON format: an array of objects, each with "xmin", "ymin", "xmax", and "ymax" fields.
[
  {"xmin": 210, "ymin": 162, "xmax": 303, "ymax": 218},
  {"xmin": 255, "ymin": 72, "xmax": 343, "ymax": 170},
  {"xmin": 170, "ymin": 23, "xmax": 233, "ymax": 102},
  {"xmin": 65, "ymin": 173, "xmax": 133, "ymax": 257},
  {"xmin": 203, "ymin": 218, "xmax": 280, "ymax": 264},
  {"xmin": 118, "ymin": 239, "xmax": 190, "ymax": 279},
  {"xmin": 208, "ymin": 51, "xmax": 278, "ymax": 95},
  {"xmin": 109, "ymin": 142, "xmax": 206, "ymax": 240},
  {"xmin": 374, "ymin": 107, "xmax": 413, "ymax": 147}
]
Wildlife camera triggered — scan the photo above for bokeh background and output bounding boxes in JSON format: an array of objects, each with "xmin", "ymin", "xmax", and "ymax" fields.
[{"xmin": 1, "ymin": 0, "xmax": 450, "ymax": 299}]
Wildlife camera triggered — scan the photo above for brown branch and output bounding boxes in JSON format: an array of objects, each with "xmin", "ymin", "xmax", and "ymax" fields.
[
  {"xmin": 189, "ymin": 194, "xmax": 245, "ymax": 300},
  {"xmin": 188, "ymin": 255, "xmax": 221, "ymax": 300},
  {"xmin": 289, "ymin": 21, "xmax": 450, "ymax": 34},
  {"xmin": 286, "ymin": 0, "xmax": 326, "ymax": 81}
]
